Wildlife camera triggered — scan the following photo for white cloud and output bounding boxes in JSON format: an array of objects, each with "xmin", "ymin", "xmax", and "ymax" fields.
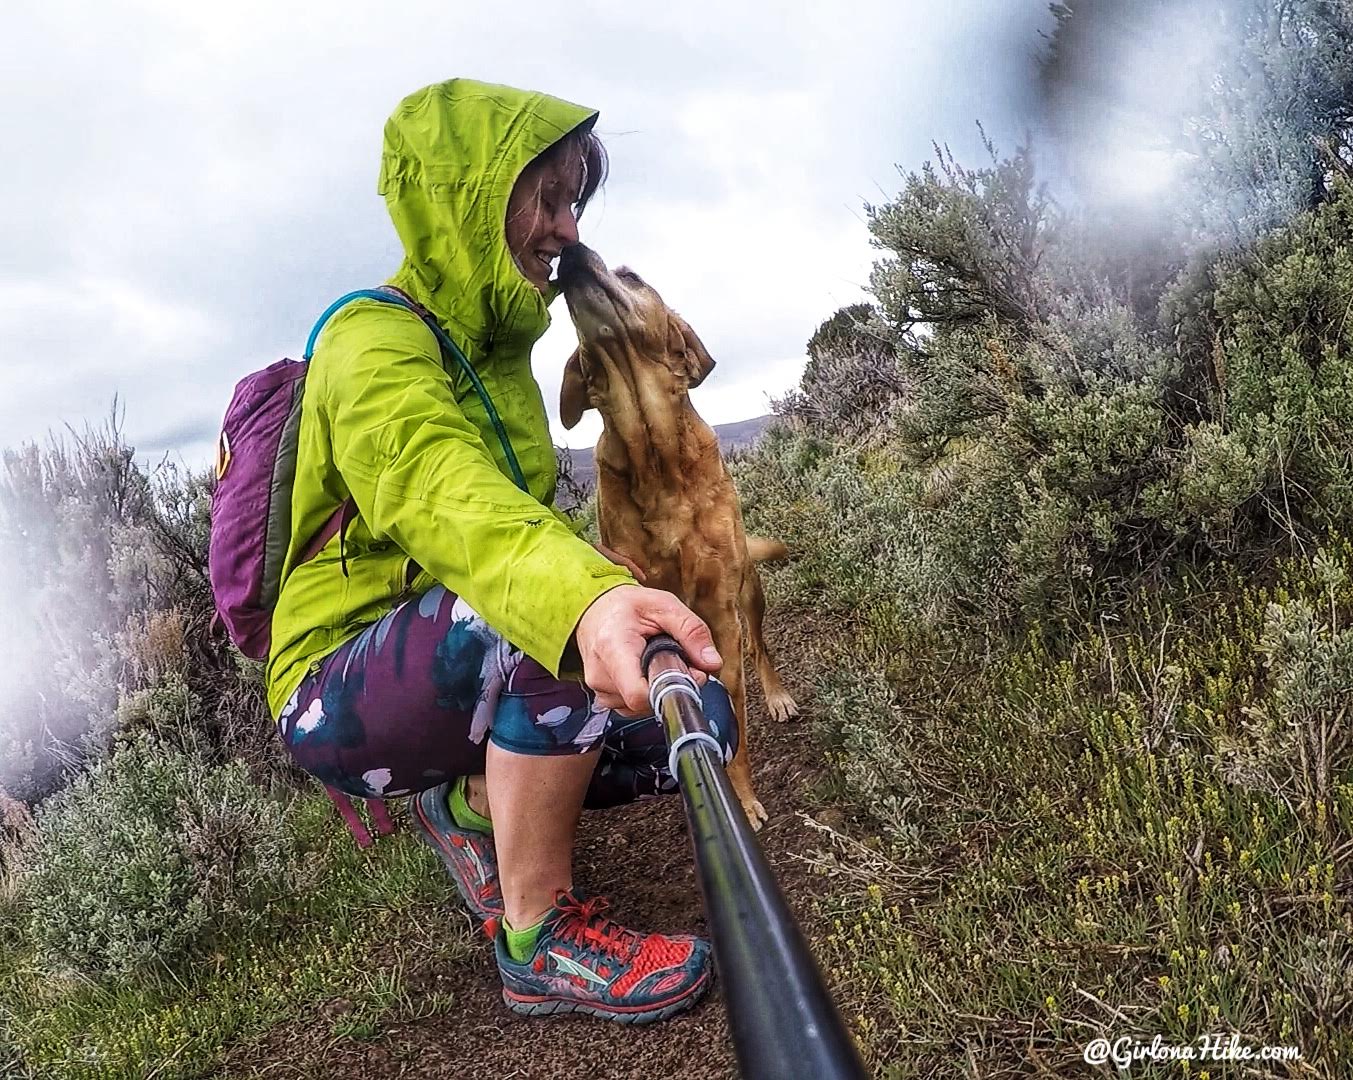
[
  {"xmin": 1, "ymin": 0, "xmax": 1053, "ymax": 461},
  {"xmin": 0, "ymin": 277, "xmax": 221, "ymax": 457}
]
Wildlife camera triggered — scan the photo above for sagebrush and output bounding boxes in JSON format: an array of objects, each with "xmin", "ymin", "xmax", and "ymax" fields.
[{"xmin": 19, "ymin": 733, "xmax": 298, "ymax": 981}]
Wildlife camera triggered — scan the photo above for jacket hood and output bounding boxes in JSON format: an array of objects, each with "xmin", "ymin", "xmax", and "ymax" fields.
[{"xmin": 378, "ymin": 79, "xmax": 597, "ymax": 360}]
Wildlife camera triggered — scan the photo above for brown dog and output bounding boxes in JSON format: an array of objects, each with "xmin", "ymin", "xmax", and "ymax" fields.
[{"xmin": 556, "ymin": 243, "xmax": 797, "ymax": 828}]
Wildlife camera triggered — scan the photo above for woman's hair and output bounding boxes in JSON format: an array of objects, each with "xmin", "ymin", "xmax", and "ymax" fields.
[{"xmin": 537, "ymin": 126, "xmax": 609, "ymax": 218}]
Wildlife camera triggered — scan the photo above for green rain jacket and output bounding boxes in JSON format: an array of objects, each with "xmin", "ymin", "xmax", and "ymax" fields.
[{"xmin": 265, "ymin": 79, "xmax": 636, "ymax": 718}]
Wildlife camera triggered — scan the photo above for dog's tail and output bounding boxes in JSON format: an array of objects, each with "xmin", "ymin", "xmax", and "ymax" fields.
[{"xmin": 746, "ymin": 535, "xmax": 790, "ymax": 563}]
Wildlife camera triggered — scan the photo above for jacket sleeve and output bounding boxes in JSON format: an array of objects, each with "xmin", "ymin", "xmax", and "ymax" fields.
[
  {"xmin": 317, "ymin": 306, "xmax": 635, "ymax": 676},
  {"xmin": 550, "ymin": 504, "xmax": 587, "ymax": 535}
]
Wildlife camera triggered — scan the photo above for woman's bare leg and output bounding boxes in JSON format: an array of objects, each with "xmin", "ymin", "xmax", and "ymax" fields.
[
  {"xmin": 464, "ymin": 774, "xmax": 490, "ymax": 819},
  {"xmin": 485, "ymin": 743, "xmax": 597, "ymax": 929}
]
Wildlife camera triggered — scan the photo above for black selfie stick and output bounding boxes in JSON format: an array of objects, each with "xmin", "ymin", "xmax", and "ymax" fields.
[{"xmin": 642, "ymin": 633, "xmax": 866, "ymax": 1080}]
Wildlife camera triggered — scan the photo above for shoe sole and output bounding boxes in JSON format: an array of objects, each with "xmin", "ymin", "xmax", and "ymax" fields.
[
  {"xmin": 410, "ymin": 797, "xmax": 503, "ymax": 922},
  {"xmin": 501, "ymin": 970, "xmax": 711, "ymax": 1025}
]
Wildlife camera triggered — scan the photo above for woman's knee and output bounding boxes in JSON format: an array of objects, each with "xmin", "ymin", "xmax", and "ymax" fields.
[
  {"xmin": 699, "ymin": 677, "xmax": 739, "ymax": 763},
  {"xmin": 489, "ymin": 655, "xmax": 598, "ymax": 755}
]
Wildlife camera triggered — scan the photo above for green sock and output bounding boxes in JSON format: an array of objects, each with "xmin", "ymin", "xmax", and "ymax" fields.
[
  {"xmin": 504, "ymin": 916, "xmax": 545, "ymax": 963},
  {"xmin": 447, "ymin": 776, "xmax": 492, "ymax": 835}
]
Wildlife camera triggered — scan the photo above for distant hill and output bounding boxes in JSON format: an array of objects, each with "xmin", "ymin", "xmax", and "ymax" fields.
[{"xmin": 556, "ymin": 413, "xmax": 775, "ymax": 507}]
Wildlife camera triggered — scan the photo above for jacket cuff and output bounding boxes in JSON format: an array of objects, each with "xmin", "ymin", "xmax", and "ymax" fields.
[{"xmin": 535, "ymin": 573, "xmax": 636, "ymax": 678}]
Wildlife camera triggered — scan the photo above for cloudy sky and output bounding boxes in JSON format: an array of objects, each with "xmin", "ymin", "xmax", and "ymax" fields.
[{"xmin": 1, "ymin": 0, "xmax": 1052, "ymax": 464}]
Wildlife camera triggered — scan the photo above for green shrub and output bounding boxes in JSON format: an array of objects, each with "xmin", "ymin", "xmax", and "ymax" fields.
[
  {"xmin": 776, "ymin": 303, "xmax": 908, "ymax": 434},
  {"xmin": 1170, "ymin": 185, "xmax": 1353, "ymax": 530},
  {"xmin": 0, "ymin": 1013, "xmax": 31, "ymax": 1080},
  {"xmin": 0, "ymin": 415, "xmax": 225, "ymax": 800},
  {"xmin": 1222, "ymin": 556, "xmax": 1353, "ymax": 828},
  {"xmin": 114, "ymin": 671, "xmax": 201, "ymax": 746},
  {"xmin": 747, "ymin": 172, "xmax": 1353, "ymax": 634},
  {"xmin": 2, "ymin": 790, "xmax": 474, "ymax": 1080},
  {"xmin": 730, "ymin": 9, "xmax": 1353, "ymax": 1072},
  {"xmin": 19, "ymin": 734, "xmax": 297, "ymax": 980}
]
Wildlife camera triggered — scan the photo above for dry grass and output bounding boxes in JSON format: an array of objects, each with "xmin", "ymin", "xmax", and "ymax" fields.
[{"xmin": 0, "ymin": 791, "xmax": 35, "ymax": 908}]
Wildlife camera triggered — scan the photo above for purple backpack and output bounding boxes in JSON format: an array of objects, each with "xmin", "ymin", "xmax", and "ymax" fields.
[{"xmin": 208, "ymin": 286, "xmax": 527, "ymax": 660}]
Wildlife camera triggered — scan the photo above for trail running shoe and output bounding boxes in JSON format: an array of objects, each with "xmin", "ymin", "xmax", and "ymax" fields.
[
  {"xmin": 496, "ymin": 891, "xmax": 712, "ymax": 1024},
  {"xmin": 409, "ymin": 782, "xmax": 503, "ymax": 930}
]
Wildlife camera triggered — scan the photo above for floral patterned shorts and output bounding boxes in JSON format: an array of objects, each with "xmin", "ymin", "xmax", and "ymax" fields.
[{"xmin": 276, "ymin": 584, "xmax": 737, "ymax": 805}]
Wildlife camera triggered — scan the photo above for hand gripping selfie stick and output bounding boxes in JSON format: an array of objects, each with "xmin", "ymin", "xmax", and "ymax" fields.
[{"xmin": 641, "ymin": 635, "xmax": 866, "ymax": 1080}]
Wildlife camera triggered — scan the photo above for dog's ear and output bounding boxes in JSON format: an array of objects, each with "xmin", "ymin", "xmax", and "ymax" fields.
[
  {"xmin": 666, "ymin": 313, "xmax": 716, "ymax": 388},
  {"xmin": 559, "ymin": 347, "xmax": 591, "ymax": 430}
]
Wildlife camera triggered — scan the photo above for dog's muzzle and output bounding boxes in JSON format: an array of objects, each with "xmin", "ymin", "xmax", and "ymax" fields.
[{"xmin": 557, "ymin": 243, "xmax": 607, "ymax": 290}]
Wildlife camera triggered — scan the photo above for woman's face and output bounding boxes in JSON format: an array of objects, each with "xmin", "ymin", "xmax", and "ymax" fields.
[{"xmin": 505, "ymin": 147, "xmax": 585, "ymax": 294}]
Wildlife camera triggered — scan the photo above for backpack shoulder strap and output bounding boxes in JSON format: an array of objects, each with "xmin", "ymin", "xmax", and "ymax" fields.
[
  {"xmin": 292, "ymin": 286, "xmax": 534, "ymax": 580},
  {"xmin": 302, "ymin": 287, "xmax": 528, "ymax": 493},
  {"xmin": 298, "ymin": 498, "xmax": 359, "ymax": 564}
]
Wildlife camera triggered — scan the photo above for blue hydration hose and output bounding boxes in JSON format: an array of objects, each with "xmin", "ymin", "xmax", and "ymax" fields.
[{"xmin": 304, "ymin": 288, "xmax": 528, "ymax": 493}]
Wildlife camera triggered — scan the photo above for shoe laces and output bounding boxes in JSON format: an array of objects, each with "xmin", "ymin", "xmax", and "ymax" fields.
[{"xmin": 553, "ymin": 892, "xmax": 641, "ymax": 963}]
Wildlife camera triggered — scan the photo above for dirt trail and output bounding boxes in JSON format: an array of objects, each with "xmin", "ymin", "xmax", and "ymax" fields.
[{"xmin": 228, "ymin": 615, "xmax": 839, "ymax": 1080}]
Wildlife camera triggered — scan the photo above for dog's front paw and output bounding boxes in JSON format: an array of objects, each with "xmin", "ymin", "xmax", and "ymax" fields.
[
  {"xmin": 766, "ymin": 691, "xmax": 799, "ymax": 723},
  {"xmin": 741, "ymin": 796, "xmax": 768, "ymax": 831}
]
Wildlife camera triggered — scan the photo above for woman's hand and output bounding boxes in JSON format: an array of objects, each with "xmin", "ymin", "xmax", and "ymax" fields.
[
  {"xmin": 593, "ymin": 541, "xmax": 646, "ymax": 582},
  {"xmin": 574, "ymin": 585, "xmax": 722, "ymax": 716}
]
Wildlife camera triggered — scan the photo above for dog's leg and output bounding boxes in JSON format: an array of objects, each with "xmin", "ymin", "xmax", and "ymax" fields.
[
  {"xmin": 706, "ymin": 606, "xmax": 766, "ymax": 830},
  {"xmin": 323, "ymin": 783, "xmax": 374, "ymax": 848},
  {"xmin": 740, "ymin": 565, "xmax": 799, "ymax": 723},
  {"xmin": 723, "ymin": 664, "xmax": 767, "ymax": 830}
]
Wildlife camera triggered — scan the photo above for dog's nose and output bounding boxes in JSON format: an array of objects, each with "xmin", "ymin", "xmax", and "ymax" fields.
[{"xmin": 557, "ymin": 244, "xmax": 591, "ymax": 285}]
